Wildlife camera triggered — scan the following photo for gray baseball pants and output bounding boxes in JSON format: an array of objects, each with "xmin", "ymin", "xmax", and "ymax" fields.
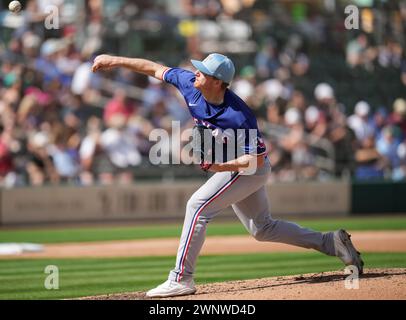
[{"xmin": 169, "ymin": 162, "xmax": 336, "ymax": 282}]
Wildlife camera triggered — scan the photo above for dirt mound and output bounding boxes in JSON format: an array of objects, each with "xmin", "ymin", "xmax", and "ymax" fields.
[{"xmin": 80, "ymin": 268, "xmax": 406, "ymax": 300}]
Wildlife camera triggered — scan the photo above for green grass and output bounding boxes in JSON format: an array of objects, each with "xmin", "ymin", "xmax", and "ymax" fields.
[
  {"xmin": 1, "ymin": 216, "xmax": 406, "ymax": 244},
  {"xmin": 0, "ymin": 252, "xmax": 405, "ymax": 300}
]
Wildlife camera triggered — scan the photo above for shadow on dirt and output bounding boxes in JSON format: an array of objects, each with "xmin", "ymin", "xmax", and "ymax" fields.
[
  {"xmin": 190, "ymin": 269, "xmax": 406, "ymax": 296},
  {"xmin": 293, "ymin": 270, "xmax": 406, "ymax": 284}
]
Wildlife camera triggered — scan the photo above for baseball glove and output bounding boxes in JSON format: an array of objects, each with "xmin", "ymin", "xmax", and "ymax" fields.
[{"xmin": 192, "ymin": 124, "xmax": 216, "ymax": 172}]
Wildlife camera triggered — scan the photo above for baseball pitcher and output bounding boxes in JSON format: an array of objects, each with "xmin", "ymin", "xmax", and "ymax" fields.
[{"xmin": 92, "ymin": 53, "xmax": 364, "ymax": 298}]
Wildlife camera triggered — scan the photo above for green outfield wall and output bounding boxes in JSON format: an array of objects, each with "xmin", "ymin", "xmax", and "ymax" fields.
[{"xmin": 351, "ymin": 181, "xmax": 406, "ymax": 214}]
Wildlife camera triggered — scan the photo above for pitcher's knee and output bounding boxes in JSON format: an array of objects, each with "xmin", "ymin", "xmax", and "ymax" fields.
[
  {"xmin": 186, "ymin": 197, "xmax": 202, "ymax": 213},
  {"xmin": 186, "ymin": 196, "xmax": 210, "ymax": 220},
  {"xmin": 252, "ymin": 222, "xmax": 276, "ymax": 242},
  {"xmin": 186, "ymin": 196, "xmax": 216, "ymax": 222}
]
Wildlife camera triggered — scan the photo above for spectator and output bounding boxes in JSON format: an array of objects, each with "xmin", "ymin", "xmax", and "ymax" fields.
[
  {"xmin": 260, "ymin": 78, "xmax": 289, "ymax": 104},
  {"xmin": 280, "ymin": 108, "xmax": 304, "ymax": 153},
  {"xmin": 304, "ymin": 105, "xmax": 323, "ymax": 138},
  {"xmin": 100, "ymin": 114, "xmax": 142, "ymax": 185},
  {"xmin": 0, "ymin": 123, "xmax": 15, "ymax": 187},
  {"xmin": 312, "ymin": 83, "xmax": 334, "ymax": 140},
  {"xmin": 371, "ymin": 107, "xmax": 389, "ymax": 141},
  {"xmin": 143, "ymin": 76, "xmax": 168, "ymax": 111},
  {"xmin": 346, "ymin": 33, "xmax": 369, "ymax": 68},
  {"xmin": 71, "ymin": 54, "xmax": 94, "ymax": 95},
  {"xmin": 255, "ymin": 38, "xmax": 280, "ymax": 79},
  {"xmin": 165, "ymin": 86, "xmax": 191, "ymax": 126},
  {"xmin": 48, "ymin": 124, "xmax": 80, "ymax": 184},
  {"xmin": 231, "ymin": 66, "xmax": 256, "ymax": 102},
  {"xmin": 376, "ymin": 125, "xmax": 402, "ymax": 170},
  {"xmin": 378, "ymin": 39, "xmax": 403, "ymax": 68},
  {"xmin": 389, "ymin": 98, "xmax": 406, "ymax": 138},
  {"xmin": 25, "ymin": 131, "xmax": 59, "ymax": 186},
  {"xmin": 355, "ymin": 136, "xmax": 386, "ymax": 180},
  {"xmin": 289, "ymin": 110, "xmax": 318, "ymax": 180},
  {"xmin": 103, "ymin": 88, "xmax": 137, "ymax": 125},
  {"xmin": 392, "ymin": 141, "xmax": 406, "ymax": 181},
  {"xmin": 279, "ymin": 108, "xmax": 306, "ymax": 180},
  {"xmin": 347, "ymin": 101, "xmax": 375, "ymax": 142},
  {"xmin": 79, "ymin": 116, "xmax": 112, "ymax": 185},
  {"xmin": 181, "ymin": 0, "xmax": 222, "ymax": 19},
  {"xmin": 35, "ymin": 39, "xmax": 63, "ymax": 85},
  {"xmin": 287, "ymin": 90, "xmax": 307, "ymax": 115},
  {"xmin": 0, "ymin": 0, "xmax": 405, "ymax": 185}
]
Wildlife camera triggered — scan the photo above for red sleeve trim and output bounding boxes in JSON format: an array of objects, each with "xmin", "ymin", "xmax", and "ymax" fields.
[{"xmin": 161, "ymin": 67, "xmax": 171, "ymax": 81}]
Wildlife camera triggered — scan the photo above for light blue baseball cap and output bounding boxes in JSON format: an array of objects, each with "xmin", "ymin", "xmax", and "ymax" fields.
[{"xmin": 191, "ymin": 53, "xmax": 235, "ymax": 84}]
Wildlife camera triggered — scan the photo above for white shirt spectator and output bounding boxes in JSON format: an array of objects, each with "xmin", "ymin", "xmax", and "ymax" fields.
[
  {"xmin": 79, "ymin": 135, "xmax": 97, "ymax": 161},
  {"xmin": 347, "ymin": 101, "xmax": 375, "ymax": 141},
  {"xmin": 48, "ymin": 145, "xmax": 79, "ymax": 178},
  {"xmin": 261, "ymin": 79, "xmax": 289, "ymax": 102},
  {"xmin": 232, "ymin": 78, "xmax": 254, "ymax": 101},
  {"xmin": 100, "ymin": 128, "xmax": 142, "ymax": 168},
  {"xmin": 314, "ymin": 83, "xmax": 334, "ymax": 101},
  {"xmin": 305, "ymin": 105, "xmax": 320, "ymax": 125},
  {"xmin": 284, "ymin": 107, "xmax": 302, "ymax": 126},
  {"xmin": 71, "ymin": 61, "xmax": 92, "ymax": 95}
]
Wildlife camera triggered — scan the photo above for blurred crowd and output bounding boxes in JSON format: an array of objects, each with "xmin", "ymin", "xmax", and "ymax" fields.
[{"xmin": 0, "ymin": 0, "xmax": 406, "ymax": 187}]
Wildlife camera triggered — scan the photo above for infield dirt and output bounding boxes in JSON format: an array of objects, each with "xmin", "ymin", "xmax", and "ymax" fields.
[
  {"xmin": 2, "ymin": 230, "xmax": 406, "ymax": 259},
  {"xmin": 79, "ymin": 268, "xmax": 406, "ymax": 300}
]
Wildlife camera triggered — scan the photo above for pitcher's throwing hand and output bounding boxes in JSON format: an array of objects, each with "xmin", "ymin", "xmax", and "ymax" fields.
[{"xmin": 92, "ymin": 55, "xmax": 117, "ymax": 72}]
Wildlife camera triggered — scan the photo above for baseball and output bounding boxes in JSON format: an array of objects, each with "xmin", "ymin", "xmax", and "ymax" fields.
[{"xmin": 8, "ymin": 1, "xmax": 22, "ymax": 13}]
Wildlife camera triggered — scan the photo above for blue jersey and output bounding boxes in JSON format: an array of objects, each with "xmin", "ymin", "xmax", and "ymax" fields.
[{"xmin": 163, "ymin": 68, "xmax": 267, "ymax": 156}]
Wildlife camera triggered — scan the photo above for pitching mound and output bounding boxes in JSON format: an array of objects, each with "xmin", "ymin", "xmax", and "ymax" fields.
[{"xmin": 80, "ymin": 268, "xmax": 406, "ymax": 300}]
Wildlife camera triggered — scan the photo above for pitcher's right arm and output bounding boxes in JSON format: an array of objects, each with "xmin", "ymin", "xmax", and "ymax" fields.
[{"xmin": 92, "ymin": 54, "xmax": 168, "ymax": 81}]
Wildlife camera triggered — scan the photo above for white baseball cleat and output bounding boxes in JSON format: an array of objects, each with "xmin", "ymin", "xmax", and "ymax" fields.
[
  {"xmin": 145, "ymin": 279, "xmax": 196, "ymax": 298},
  {"xmin": 334, "ymin": 229, "xmax": 364, "ymax": 274}
]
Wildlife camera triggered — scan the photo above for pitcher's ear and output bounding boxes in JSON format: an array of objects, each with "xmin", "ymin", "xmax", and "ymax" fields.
[
  {"xmin": 221, "ymin": 82, "xmax": 229, "ymax": 90},
  {"xmin": 215, "ymin": 78, "xmax": 223, "ymax": 87}
]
